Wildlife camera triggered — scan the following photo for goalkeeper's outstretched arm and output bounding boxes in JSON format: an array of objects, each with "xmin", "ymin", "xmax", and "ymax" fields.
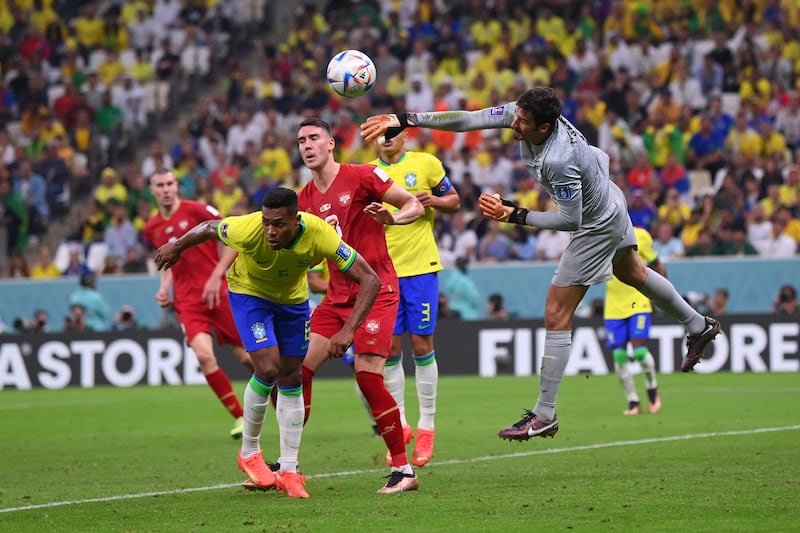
[
  {"xmin": 478, "ymin": 193, "xmax": 582, "ymax": 231},
  {"xmin": 361, "ymin": 104, "xmax": 514, "ymax": 143}
]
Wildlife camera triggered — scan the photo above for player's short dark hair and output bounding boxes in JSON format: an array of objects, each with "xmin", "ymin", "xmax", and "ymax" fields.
[
  {"xmin": 262, "ymin": 186, "xmax": 298, "ymax": 212},
  {"xmin": 298, "ymin": 117, "xmax": 333, "ymax": 137},
  {"xmin": 516, "ymin": 87, "xmax": 562, "ymax": 128}
]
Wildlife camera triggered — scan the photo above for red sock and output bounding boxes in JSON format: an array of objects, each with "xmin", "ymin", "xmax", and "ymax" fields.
[
  {"xmin": 302, "ymin": 365, "xmax": 314, "ymax": 425},
  {"xmin": 205, "ymin": 368, "xmax": 243, "ymax": 418},
  {"xmin": 356, "ymin": 370, "xmax": 408, "ymax": 467}
]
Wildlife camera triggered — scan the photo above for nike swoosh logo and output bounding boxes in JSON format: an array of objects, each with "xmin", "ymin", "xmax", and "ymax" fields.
[
  {"xmin": 417, "ymin": 323, "xmax": 431, "ymax": 330},
  {"xmin": 300, "ymin": 344, "xmax": 309, "ymax": 350}
]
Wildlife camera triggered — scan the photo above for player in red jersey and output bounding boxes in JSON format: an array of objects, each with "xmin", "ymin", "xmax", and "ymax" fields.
[
  {"xmin": 296, "ymin": 118, "xmax": 425, "ymax": 494},
  {"xmin": 143, "ymin": 169, "xmax": 253, "ymax": 438}
]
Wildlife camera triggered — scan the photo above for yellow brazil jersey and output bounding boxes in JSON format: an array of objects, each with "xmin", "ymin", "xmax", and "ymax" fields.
[
  {"xmin": 371, "ymin": 151, "xmax": 449, "ymax": 278},
  {"xmin": 604, "ymin": 227, "xmax": 658, "ymax": 320},
  {"xmin": 217, "ymin": 211, "xmax": 356, "ymax": 304}
]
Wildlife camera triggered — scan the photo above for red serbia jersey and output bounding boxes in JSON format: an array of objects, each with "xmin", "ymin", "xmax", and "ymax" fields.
[
  {"xmin": 298, "ymin": 163, "xmax": 397, "ymax": 304},
  {"xmin": 143, "ymin": 201, "xmax": 224, "ymax": 306}
]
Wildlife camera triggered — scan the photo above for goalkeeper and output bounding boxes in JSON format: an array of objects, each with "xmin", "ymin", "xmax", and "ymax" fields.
[{"xmin": 361, "ymin": 87, "xmax": 720, "ymax": 441}]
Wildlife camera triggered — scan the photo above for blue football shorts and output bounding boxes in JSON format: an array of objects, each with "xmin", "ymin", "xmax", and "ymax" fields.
[
  {"xmin": 604, "ymin": 312, "xmax": 651, "ymax": 349},
  {"xmin": 393, "ymin": 272, "xmax": 439, "ymax": 336},
  {"xmin": 228, "ymin": 291, "xmax": 310, "ymax": 356}
]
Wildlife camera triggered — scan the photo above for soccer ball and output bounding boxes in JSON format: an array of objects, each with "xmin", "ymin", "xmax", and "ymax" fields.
[{"xmin": 326, "ymin": 49, "xmax": 377, "ymax": 98}]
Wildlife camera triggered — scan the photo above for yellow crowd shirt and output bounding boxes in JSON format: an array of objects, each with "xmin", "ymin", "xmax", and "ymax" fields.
[
  {"xmin": 371, "ymin": 152, "xmax": 448, "ymax": 278},
  {"xmin": 604, "ymin": 227, "xmax": 658, "ymax": 320},
  {"xmin": 217, "ymin": 211, "xmax": 356, "ymax": 304}
]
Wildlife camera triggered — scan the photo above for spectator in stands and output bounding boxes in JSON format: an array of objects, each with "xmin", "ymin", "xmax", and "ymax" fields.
[
  {"xmin": 627, "ymin": 190, "xmax": 657, "ymax": 232},
  {"xmin": 74, "ymin": 199, "xmax": 106, "ymax": 246},
  {"xmin": 62, "ymin": 244, "xmax": 91, "ymax": 277},
  {"xmin": 535, "ymin": 228, "xmax": 570, "ymax": 262},
  {"xmin": 115, "ymin": 74, "xmax": 146, "ymax": 134},
  {"xmin": 95, "ymin": 90, "xmax": 125, "ymax": 165},
  {"xmin": 30, "ymin": 244, "xmax": 61, "ymax": 278},
  {"xmin": 0, "ymin": 174, "xmax": 27, "ymax": 256},
  {"xmin": 478, "ymin": 220, "xmax": 512, "ymax": 262},
  {"xmin": 100, "ymin": 254, "xmax": 124, "ymax": 275},
  {"xmin": 64, "ymin": 303, "xmax": 88, "ymax": 332},
  {"xmin": 442, "ymin": 257, "xmax": 481, "ymax": 320},
  {"xmin": 687, "ymin": 115, "xmax": 726, "ymax": 176},
  {"xmin": 759, "ymin": 215, "xmax": 798, "ymax": 257},
  {"xmin": 127, "ymin": 6, "xmax": 156, "ymax": 54},
  {"xmin": 775, "ymin": 95, "xmax": 800, "ymax": 150},
  {"xmin": 486, "ymin": 293, "xmax": 510, "ymax": 320},
  {"xmin": 717, "ymin": 223, "xmax": 759, "ymax": 256},
  {"xmin": 151, "ymin": 38, "xmax": 180, "ymax": 115},
  {"xmin": 124, "ymin": 171, "xmax": 153, "ymax": 219},
  {"xmin": 773, "ymin": 284, "xmax": 799, "ymax": 315},
  {"xmin": 686, "ymin": 229, "xmax": 719, "ymax": 257},
  {"xmin": 94, "ymin": 166, "xmax": 127, "ymax": 207},
  {"xmin": 103, "ymin": 199, "xmax": 138, "ymax": 259},
  {"xmin": 113, "ymin": 304, "xmax": 146, "ymax": 330},
  {"xmin": 36, "ymin": 141, "xmax": 71, "ymax": 219},
  {"xmin": 4, "ymin": 251, "xmax": 30, "ymax": 278},
  {"xmin": 508, "ymin": 224, "xmax": 538, "ymax": 261},
  {"xmin": 13, "ymin": 159, "xmax": 49, "ymax": 236},
  {"xmin": 122, "ymin": 246, "xmax": 148, "ymax": 273},
  {"xmin": 68, "ymin": 271, "xmax": 109, "ymax": 331},
  {"xmin": 709, "ymin": 288, "xmax": 729, "ymax": 316},
  {"xmin": 652, "ymin": 221, "xmax": 685, "ymax": 262},
  {"xmin": 140, "ymin": 140, "xmax": 173, "ymax": 177}
]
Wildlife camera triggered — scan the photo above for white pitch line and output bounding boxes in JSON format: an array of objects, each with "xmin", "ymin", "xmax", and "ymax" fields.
[{"xmin": 2, "ymin": 424, "xmax": 799, "ymax": 514}]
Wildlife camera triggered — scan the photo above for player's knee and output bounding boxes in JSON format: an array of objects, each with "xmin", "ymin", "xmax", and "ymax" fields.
[
  {"xmin": 613, "ymin": 348, "xmax": 629, "ymax": 366},
  {"xmin": 632, "ymin": 346, "xmax": 649, "ymax": 362}
]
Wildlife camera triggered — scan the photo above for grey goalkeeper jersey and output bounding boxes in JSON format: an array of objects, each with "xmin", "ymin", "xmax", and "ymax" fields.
[{"xmin": 412, "ymin": 103, "xmax": 621, "ymax": 232}]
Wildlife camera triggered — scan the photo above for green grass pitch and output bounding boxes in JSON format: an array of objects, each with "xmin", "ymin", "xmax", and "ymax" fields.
[{"xmin": 1, "ymin": 372, "xmax": 799, "ymax": 532}]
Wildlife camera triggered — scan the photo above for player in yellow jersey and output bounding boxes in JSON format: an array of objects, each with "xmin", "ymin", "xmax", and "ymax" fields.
[
  {"xmin": 153, "ymin": 188, "xmax": 380, "ymax": 498},
  {"xmin": 604, "ymin": 226, "xmax": 664, "ymax": 415},
  {"xmin": 371, "ymin": 131, "xmax": 461, "ymax": 466}
]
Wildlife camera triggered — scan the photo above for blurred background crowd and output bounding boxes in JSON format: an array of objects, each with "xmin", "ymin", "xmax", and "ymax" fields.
[{"xmin": 1, "ymin": 0, "xmax": 799, "ymax": 331}]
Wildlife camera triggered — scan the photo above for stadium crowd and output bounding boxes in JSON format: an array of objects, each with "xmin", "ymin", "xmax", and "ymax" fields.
[{"xmin": 1, "ymin": 0, "xmax": 800, "ymax": 329}]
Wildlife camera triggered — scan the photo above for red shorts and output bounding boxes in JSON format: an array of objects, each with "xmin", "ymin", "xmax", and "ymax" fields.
[
  {"xmin": 176, "ymin": 296, "xmax": 242, "ymax": 348},
  {"xmin": 310, "ymin": 291, "xmax": 399, "ymax": 357}
]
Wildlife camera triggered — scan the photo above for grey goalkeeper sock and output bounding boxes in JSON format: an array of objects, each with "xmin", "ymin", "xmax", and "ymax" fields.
[{"xmin": 534, "ymin": 330, "xmax": 572, "ymax": 421}]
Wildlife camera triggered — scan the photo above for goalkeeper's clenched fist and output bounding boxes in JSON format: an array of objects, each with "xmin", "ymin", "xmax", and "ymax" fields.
[
  {"xmin": 478, "ymin": 193, "xmax": 529, "ymax": 225},
  {"xmin": 360, "ymin": 113, "xmax": 414, "ymax": 144}
]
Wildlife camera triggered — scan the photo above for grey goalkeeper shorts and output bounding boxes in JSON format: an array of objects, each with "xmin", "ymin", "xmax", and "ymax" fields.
[{"xmin": 552, "ymin": 187, "xmax": 637, "ymax": 288}]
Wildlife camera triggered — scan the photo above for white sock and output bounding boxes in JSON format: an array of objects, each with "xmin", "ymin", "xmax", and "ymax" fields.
[
  {"xmin": 413, "ymin": 351, "xmax": 438, "ymax": 430},
  {"xmin": 384, "ymin": 355, "xmax": 407, "ymax": 427},
  {"xmin": 640, "ymin": 351, "xmax": 658, "ymax": 390},
  {"xmin": 241, "ymin": 376, "xmax": 272, "ymax": 457},
  {"xmin": 277, "ymin": 386, "xmax": 304, "ymax": 473},
  {"xmin": 615, "ymin": 362, "xmax": 639, "ymax": 403}
]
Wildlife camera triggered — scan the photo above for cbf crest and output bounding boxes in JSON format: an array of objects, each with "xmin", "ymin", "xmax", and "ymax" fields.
[
  {"xmin": 251, "ymin": 322, "xmax": 268, "ymax": 343},
  {"xmin": 404, "ymin": 173, "xmax": 417, "ymax": 188}
]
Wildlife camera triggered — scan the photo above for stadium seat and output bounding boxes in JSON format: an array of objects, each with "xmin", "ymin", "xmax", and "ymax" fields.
[
  {"xmin": 688, "ymin": 169, "xmax": 713, "ymax": 201},
  {"xmin": 721, "ymin": 93, "xmax": 740, "ymax": 116},
  {"xmin": 47, "ymin": 84, "xmax": 66, "ymax": 108},
  {"xmin": 88, "ymin": 49, "xmax": 108, "ymax": 72},
  {"xmin": 54, "ymin": 241, "xmax": 84, "ymax": 273},
  {"xmin": 119, "ymin": 48, "xmax": 137, "ymax": 70},
  {"xmin": 6, "ymin": 121, "xmax": 22, "ymax": 143},
  {"xmin": 85, "ymin": 242, "xmax": 110, "ymax": 273}
]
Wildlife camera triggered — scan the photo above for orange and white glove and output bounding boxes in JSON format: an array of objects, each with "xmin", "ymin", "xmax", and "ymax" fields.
[
  {"xmin": 478, "ymin": 193, "xmax": 529, "ymax": 224},
  {"xmin": 360, "ymin": 113, "xmax": 412, "ymax": 144}
]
